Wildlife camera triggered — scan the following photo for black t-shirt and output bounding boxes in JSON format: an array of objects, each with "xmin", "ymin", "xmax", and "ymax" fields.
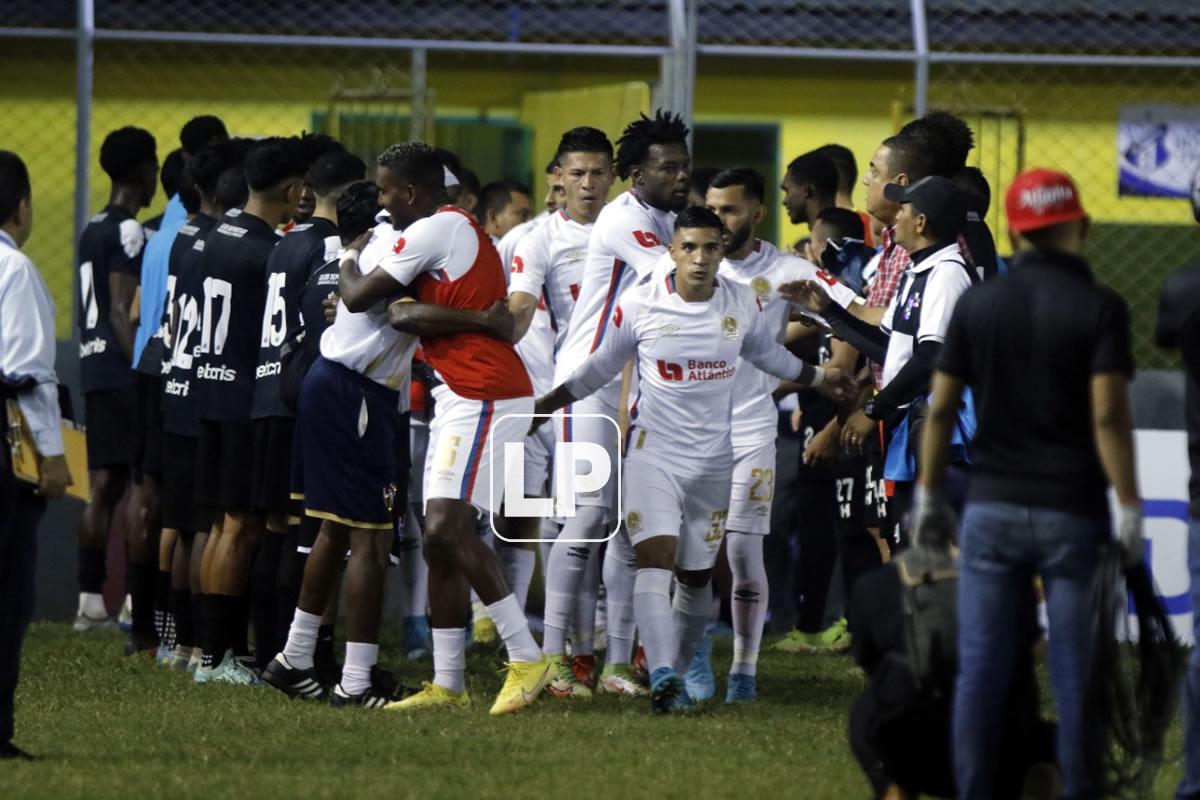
[
  {"xmin": 76, "ymin": 204, "xmax": 144, "ymax": 392},
  {"xmin": 193, "ymin": 209, "xmax": 279, "ymax": 423},
  {"xmin": 938, "ymin": 248, "xmax": 1134, "ymax": 516},
  {"xmin": 161, "ymin": 213, "xmax": 218, "ymax": 437},
  {"xmin": 959, "ymin": 214, "xmax": 999, "ymax": 281},
  {"xmin": 1156, "ymin": 263, "xmax": 1200, "ymax": 517},
  {"xmin": 794, "ymin": 330, "xmax": 837, "ymax": 480},
  {"xmin": 298, "ymin": 254, "xmax": 341, "ymax": 364},
  {"xmin": 251, "ymin": 218, "xmax": 339, "ymax": 419}
]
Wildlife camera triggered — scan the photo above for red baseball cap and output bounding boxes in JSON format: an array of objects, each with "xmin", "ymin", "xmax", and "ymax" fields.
[{"xmin": 1005, "ymin": 169, "xmax": 1088, "ymax": 233}]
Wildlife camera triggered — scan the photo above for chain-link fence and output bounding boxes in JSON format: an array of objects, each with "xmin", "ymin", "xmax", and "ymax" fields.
[{"xmin": 2, "ymin": 0, "xmax": 1198, "ymax": 367}]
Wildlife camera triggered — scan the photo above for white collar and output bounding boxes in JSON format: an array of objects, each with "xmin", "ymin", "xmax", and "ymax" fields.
[
  {"xmin": 908, "ymin": 242, "xmax": 964, "ymax": 274},
  {"xmin": 0, "ymin": 230, "xmax": 17, "ymax": 251}
]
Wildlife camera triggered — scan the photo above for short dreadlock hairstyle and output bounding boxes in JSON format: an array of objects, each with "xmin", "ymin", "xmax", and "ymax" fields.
[{"xmin": 615, "ymin": 109, "xmax": 690, "ymax": 181}]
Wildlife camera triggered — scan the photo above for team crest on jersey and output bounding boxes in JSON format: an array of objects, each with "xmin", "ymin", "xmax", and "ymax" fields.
[
  {"xmin": 659, "ymin": 323, "xmax": 679, "ymax": 337},
  {"xmin": 626, "ymin": 510, "xmax": 643, "ymax": 535},
  {"xmin": 903, "ymin": 291, "xmax": 922, "ymax": 321},
  {"xmin": 721, "ymin": 315, "xmax": 740, "ymax": 340},
  {"xmin": 751, "ymin": 277, "xmax": 771, "ymax": 301},
  {"xmin": 383, "ymin": 483, "xmax": 398, "ymax": 514}
]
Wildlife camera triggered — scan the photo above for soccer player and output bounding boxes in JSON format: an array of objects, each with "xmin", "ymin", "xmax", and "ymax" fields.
[
  {"xmin": 814, "ymin": 143, "xmax": 875, "ymax": 248},
  {"xmin": 550, "ymin": 109, "xmax": 691, "ymax": 692},
  {"xmin": 701, "ymin": 167, "xmax": 821, "ymax": 703},
  {"xmin": 192, "ymin": 137, "xmax": 305, "ymax": 684},
  {"xmin": 310, "ymin": 142, "xmax": 547, "ymax": 715},
  {"xmin": 159, "ymin": 140, "xmax": 247, "ymax": 671},
  {"xmin": 479, "ymin": 180, "xmax": 533, "ymax": 242},
  {"xmin": 74, "ymin": 126, "xmax": 158, "ymax": 634},
  {"xmin": 249, "ymin": 149, "xmax": 366, "ymax": 671},
  {"xmin": 286, "ymin": 133, "xmax": 345, "ymax": 230},
  {"xmin": 780, "ymin": 150, "xmax": 839, "ymax": 231},
  {"xmin": 534, "ymin": 208, "xmax": 850, "ymax": 713},
  {"xmin": 267, "ymin": 145, "xmax": 530, "ymax": 709},
  {"xmin": 508, "ymin": 126, "xmax": 616, "ymax": 697}
]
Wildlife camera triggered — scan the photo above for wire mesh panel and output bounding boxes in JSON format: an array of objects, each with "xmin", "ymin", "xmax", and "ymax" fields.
[
  {"xmin": 94, "ymin": 0, "xmax": 671, "ymax": 47},
  {"xmin": 0, "ymin": 39, "xmax": 78, "ymax": 337},
  {"xmin": 697, "ymin": 0, "xmax": 913, "ymax": 53},
  {"xmin": 928, "ymin": 0, "xmax": 1200, "ymax": 368}
]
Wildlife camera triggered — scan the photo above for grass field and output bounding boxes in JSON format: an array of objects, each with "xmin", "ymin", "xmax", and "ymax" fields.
[{"xmin": 4, "ymin": 624, "xmax": 1188, "ymax": 799}]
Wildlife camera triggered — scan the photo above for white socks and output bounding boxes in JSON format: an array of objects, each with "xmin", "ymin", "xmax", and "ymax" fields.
[
  {"xmin": 727, "ymin": 531, "xmax": 768, "ymax": 677},
  {"xmin": 603, "ymin": 530, "xmax": 638, "ymax": 664},
  {"xmin": 432, "ymin": 627, "xmax": 467, "ymax": 693},
  {"xmin": 486, "ymin": 594, "xmax": 542, "ymax": 663},
  {"xmin": 542, "ymin": 506, "xmax": 605, "ymax": 656},
  {"xmin": 340, "ymin": 641, "xmax": 378, "ymax": 696},
  {"xmin": 281, "ymin": 608, "xmax": 321, "ymax": 671},
  {"xmin": 633, "ymin": 568, "xmax": 674, "ymax": 674},
  {"xmin": 497, "ymin": 545, "xmax": 536, "ymax": 612},
  {"xmin": 78, "ymin": 592, "xmax": 107, "ymax": 619},
  {"xmin": 572, "ymin": 552, "xmax": 600, "ymax": 658},
  {"xmin": 671, "ymin": 581, "xmax": 712, "ymax": 675},
  {"xmin": 397, "ymin": 518, "xmax": 428, "ymax": 618}
]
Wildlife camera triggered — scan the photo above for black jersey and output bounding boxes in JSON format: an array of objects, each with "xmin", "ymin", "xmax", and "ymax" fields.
[
  {"xmin": 251, "ymin": 217, "xmax": 339, "ymax": 419},
  {"xmin": 77, "ymin": 204, "xmax": 144, "ymax": 392},
  {"xmin": 794, "ymin": 331, "xmax": 838, "ymax": 480},
  {"xmin": 193, "ymin": 209, "xmax": 279, "ymax": 423},
  {"xmin": 161, "ymin": 213, "xmax": 218, "ymax": 437},
  {"xmin": 299, "ymin": 255, "xmax": 341, "ymax": 360}
]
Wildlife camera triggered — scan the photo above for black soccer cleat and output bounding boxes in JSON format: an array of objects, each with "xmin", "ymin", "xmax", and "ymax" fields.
[
  {"xmin": 261, "ymin": 655, "xmax": 327, "ymax": 701},
  {"xmin": 328, "ymin": 667, "xmax": 417, "ymax": 709}
]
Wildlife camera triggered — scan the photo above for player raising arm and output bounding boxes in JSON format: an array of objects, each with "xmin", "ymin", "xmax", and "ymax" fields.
[{"xmin": 534, "ymin": 208, "xmax": 851, "ymax": 713}]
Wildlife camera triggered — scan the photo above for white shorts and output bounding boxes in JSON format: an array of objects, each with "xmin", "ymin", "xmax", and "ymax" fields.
[
  {"xmin": 726, "ymin": 439, "xmax": 777, "ymax": 535},
  {"xmin": 424, "ymin": 385, "xmax": 534, "ymax": 515},
  {"xmin": 621, "ymin": 455, "xmax": 731, "ymax": 572},
  {"xmin": 523, "ymin": 423, "xmax": 553, "ymax": 499},
  {"xmin": 552, "ymin": 393, "xmax": 623, "ymax": 514}
]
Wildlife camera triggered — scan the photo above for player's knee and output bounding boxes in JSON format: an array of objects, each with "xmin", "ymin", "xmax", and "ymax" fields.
[
  {"xmin": 423, "ymin": 500, "xmax": 473, "ymax": 560},
  {"xmin": 675, "ymin": 567, "xmax": 713, "ymax": 588},
  {"xmin": 351, "ymin": 530, "xmax": 390, "ymax": 569},
  {"xmin": 90, "ymin": 469, "xmax": 125, "ymax": 507}
]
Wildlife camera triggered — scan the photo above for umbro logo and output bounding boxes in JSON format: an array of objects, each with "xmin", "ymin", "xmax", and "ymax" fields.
[{"xmin": 734, "ymin": 589, "xmax": 760, "ymax": 604}]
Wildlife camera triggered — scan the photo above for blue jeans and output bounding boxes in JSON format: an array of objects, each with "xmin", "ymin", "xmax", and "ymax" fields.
[
  {"xmin": 1180, "ymin": 518, "xmax": 1200, "ymax": 800},
  {"xmin": 954, "ymin": 501, "xmax": 1107, "ymax": 800}
]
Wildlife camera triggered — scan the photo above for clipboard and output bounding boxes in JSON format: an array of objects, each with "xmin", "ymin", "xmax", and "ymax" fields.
[{"xmin": 6, "ymin": 398, "xmax": 90, "ymax": 500}]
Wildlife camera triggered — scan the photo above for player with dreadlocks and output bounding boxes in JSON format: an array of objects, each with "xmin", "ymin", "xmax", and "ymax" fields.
[{"xmin": 546, "ymin": 109, "xmax": 690, "ymax": 695}]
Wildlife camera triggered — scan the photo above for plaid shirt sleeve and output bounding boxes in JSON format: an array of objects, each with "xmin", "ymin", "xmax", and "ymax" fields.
[{"xmin": 864, "ymin": 226, "xmax": 911, "ymax": 388}]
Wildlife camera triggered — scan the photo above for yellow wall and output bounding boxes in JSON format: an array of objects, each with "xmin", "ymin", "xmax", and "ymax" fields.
[{"xmin": 2, "ymin": 43, "xmax": 1193, "ymax": 338}]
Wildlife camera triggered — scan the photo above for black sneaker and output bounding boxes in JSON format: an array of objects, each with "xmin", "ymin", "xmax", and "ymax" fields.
[
  {"xmin": 329, "ymin": 667, "xmax": 416, "ymax": 709},
  {"xmin": 261, "ymin": 655, "xmax": 326, "ymax": 700},
  {"xmin": 0, "ymin": 742, "xmax": 36, "ymax": 760}
]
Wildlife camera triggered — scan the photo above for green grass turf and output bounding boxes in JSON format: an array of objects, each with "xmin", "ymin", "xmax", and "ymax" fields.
[{"xmin": 3, "ymin": 623, "xmax": 1188, "ymax": 799}]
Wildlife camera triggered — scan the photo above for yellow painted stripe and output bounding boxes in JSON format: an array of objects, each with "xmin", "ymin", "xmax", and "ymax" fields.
[{"xmin": 304, "ymin": 508, "xmax": 393, "ymax": 531}]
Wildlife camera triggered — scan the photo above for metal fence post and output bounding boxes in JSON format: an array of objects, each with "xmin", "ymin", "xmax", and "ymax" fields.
[
  {"xmin": 664, "ymin": 0, "xmax": 696, "ymax": 144},
  {"xmin": 410, "ymin": 47, "xmax": 427, "ymax": 143},
  {"xmin": 910, "ymin": 0, "xmax": 929, "ymax": 118},
  {"xmin": 74, "ymin": 0, "xmax": 94, "ymax": 333}
]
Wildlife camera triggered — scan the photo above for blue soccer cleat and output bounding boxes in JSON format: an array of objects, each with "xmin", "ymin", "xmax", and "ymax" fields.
[
  {"xmin": 403, "ymin": 615, "xmax": 432, "ymax": 660},
  {"xmin": 684, "ymin": 635, "xmax": 715, "ymax": 702},
  {"xmin": 725, "ymin": 672, "xmax": 757, "ymax": 704},
  {"xmin": 650, "ymin": 667, "xmax": 694, "ymax": 715}
]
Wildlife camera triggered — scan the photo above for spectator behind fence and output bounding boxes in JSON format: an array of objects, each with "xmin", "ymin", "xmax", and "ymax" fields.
[
  {"xmin": 916, "ymin": 168, "xmax": 1143, "ymax": 799},
  {"xmin": 0, "ymin": 150, "xmax": 71, "ymax": 760}
]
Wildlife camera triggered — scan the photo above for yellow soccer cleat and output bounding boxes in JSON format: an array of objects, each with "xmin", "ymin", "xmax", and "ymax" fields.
[
  {"xmin": 490, "ymin": 655, "xmax": 552, "ymax": 716},
  {"xmin": 472, "ymin": 615, "xmax": 498, "ymax": 646},
  {"xmin": 384, "ymin": 681, "xmax": 470, "ymax": 711}
]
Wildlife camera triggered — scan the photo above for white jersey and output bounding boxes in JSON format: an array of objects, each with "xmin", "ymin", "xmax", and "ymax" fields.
[
  {"xmin": 319, "ymin": 214, "xmax": 416, "ymax": 401},
  {"xmin": 718, "ymin": 240, "xmax": 820, "ymax": 448},
  {"xmin": 554, "ymin": 190, "xmax": 676, "ymax": 400},
  {"xmin": 564, "ymin": 271, "xmax": 809, "ymax": 479},
  {"xmin": 509, "ymin": 207, "xmax": 591, "ymax": 354},
  {"xmin": 879, "ymin": 242, "xmax": 973, "ymax": 390},
  {"xmin": 495, "ymin": 220, "xmax": 557, "ymax": 396}
]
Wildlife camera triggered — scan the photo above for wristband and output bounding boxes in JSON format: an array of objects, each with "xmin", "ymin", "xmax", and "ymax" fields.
[{"xmin": 342, "ymin": 248, "xmax": 361, "ymax": 263}]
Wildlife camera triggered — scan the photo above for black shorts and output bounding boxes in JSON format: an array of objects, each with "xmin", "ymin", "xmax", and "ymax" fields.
[
  {"xmin": 131, "ymin": 373, "xmax": 164, "ymax": 481},
  {"xmin": 195, "ymin": 418, "xmax": 256, "ymax": 513},
  {"xmin": 252, "ymin": 416, "xmax": 297, "ymax": 514},
  {"xmin": 161, "ymin": 432, "xmax": 213, "ymax": 533},
  {"xmin": 834, "ymin": 426, "xmax": 888, "ymax": 536},
  {"xmin": 293, "ymin": 357, "xmax": 402, "ymax": 530},
  {"xmin": 84, "ymin": 385, "xmax": 136, "ymax": 471}
]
